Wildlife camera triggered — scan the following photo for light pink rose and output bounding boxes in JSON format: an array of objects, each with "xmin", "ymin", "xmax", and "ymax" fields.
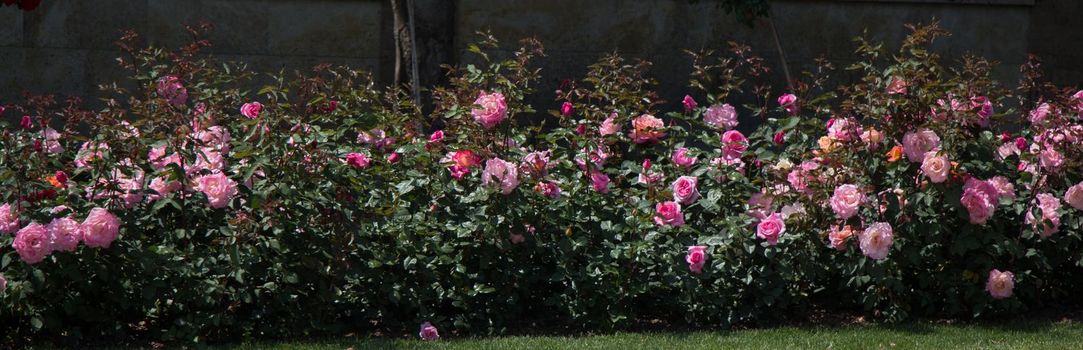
[
  {"xmin": 997, "ymin": 142, "xmax": 1020, "ymax": 160},
  {"xmin": 654, "ymin": 201, "xmax": 685, "ymax": 227},
  {"xmin": 826, "ymin": 118, "xmax": 862, "ymax": 142},
  {"xmin": 575, "ymin": 144, "xmax": 609, "ymax": 171},
  {"xmin": 1039, "ymin": 147, "xmax": 1064, "ymax": 171},
  {"xmin": 630, "ymin": 114, "xmax": 667, "ymax": 144},
  {"xmin": 830, "ymin": 184, "xmax": 864, "ymax": 220},
  {"xmin": 637, "ymin": 159, "xmax": 664, "ymax": 185},
  {"xmin": 194, "ymin": 172, "xmax": 238, "ymax": 209},
  {"xmin": 671, "ymin": 176, "xmax": 700, "ymax": 205},
  {"xmin": 829, "ymin": 225, "xmax": 854, "ymax": 251},
  {"xmin": 419, "ymin": 322, "xmax": 440, "ymax": 341},
  {"xmin": 686, "ymin": 245, "xmax": 707, "ymax": 274},
  {"xmin": 43, "ymin": 127, "xmax": 63, "ymax": 154},
  {"xmin": 591, "ymin": 172, "xmax": 611, "ymax": 193},
  {"xmin": 703, "ymin": 103, "xmax": 738, "ymax": 130},
  {"xmin": 859, "ymin": 222, "xmax": 893, "ymax": 260},
  {"xmin": 986, "ymin": 269, "xmax": 1014, "ymax": 299},
  {"xmin": 721, "ymin": 130, "xmax": 748, "ymax": 160},
  {"xmin": 777, "ymin": 93, "xmax": 798, "ymax": 115},
  {"xmin": 902, "ymin": 129, "xmax": 941, "ymax": 163},
  {"xmin": 988, "ymin": 176, "xmax": 1015, "ymax": 200},
  {"xmin": 345, "ymin": 152, "xmax": 371, "ymax": 169},
  {"xmin": 0, "ymin": 203, "xmax": 19, "ymax": 234},
  {"xmin": 671, "ymin": 147, "xmax": 697, "ymax": 169},
  {"xmin": 46, "ymin": 217, "xmax": 83, "ymax": 252},
  {"xmin": 961, "ymin": 178, "xmax": 999, "ymax": 225},
  {"xmin": 240, "ymin": 102, "xmax": 263, "ymax": 119},
  {"xmin": 471, "ymin": 91, "xmax": 508, "ymax": 129},
  {"xmin": 1065, "ymin": 182, "xmax": 1083, "ymax": 210},
  {"xmin": 920, "ymin": 151, "xmax": 950, "ymax": 183},
  {"xmin": 747, "ymin": 192, "xmax": 773, "ymax": 220},
  {"xmin": 148, "ymin": 177, "xmax": 182, "ymax": 202},
  {"xmin": 14, "ymin": 222, "xmax": 51, "ymax": 264},
  {"xmin": 756, "ymin": 213, "xmax": 786, "ymax": 246},
  {"xmin": 787, "ymin": 169, "xmax": 810, "ymax": 193},
  {"xmin": 74, "ymin": 142, "xmax": 110, "ymax": 168},
  {"xmin": 1029, "ymin": 102, "xmax": 1051, "ymax": 125},
  {"xmin": 682, "ymin": 95, "xmax": 697, "ymax": 112},
  {"xmin": 599, "ymin": 113, "xmax": 621, "ymax": 136},
  {"xmin": 1026, "ymin": 193, "xmax": 1062, "ymax": 237},
  {"xmin": 481, "ymin": 158, "xmax": 520, "ymax": 195}
]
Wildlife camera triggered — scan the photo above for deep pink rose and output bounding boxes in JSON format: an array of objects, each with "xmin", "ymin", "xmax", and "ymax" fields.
[
  {"xmin": 157, "ymin": 75, "xmax": 188, "ymax": 106},
  {"xmin": 472, "ymin": 91, "xmax": 508, "ymax": 129},
  {"xmin": 686, "ymin": 245, "xmax": 707, "ymax": 274},
  {"xmin": 419, "ymin": 322, "xmax": 440, "ymax": 341},
  {"xmin": 986, "ymin": 269, "xmax": 1014, "ymax": 299},
  {"xmin": 777, "ymin": 93, "xmax": 798, "ymax": 115},
  {"xmin": 654, "ymin": 201, "xmax": 685, "ymax": 227},
  {"xmin": 756, "ymin": 213, "xmax": 785, "ymax": 245},
  {"xmin": 721, "ymin": 130, "xmax": 748, "ymax": 160},
  {"xmin": 20, "ymin": 115, "xmax": 32, "ymax": 129},
  {"xmin": 590, "ymin": 172, "xmax": 611, "ymax": 193},
  {"xmin": 773, "ymin": 131, "xmax": 786, "ymax": 145},
  {"xmin": 429, "ymin": 130, "xmax": 445, "ymax": 143},
  {"xmin": 671, "ymin": 176, "xmax": 700, "ymax": 205},
  {"xmin": 387, "ymin": 152, "xmax": 401, "ymax": 164},
  {"xmin": 240, "ymin": 102, "xmax": 263, "ymax": 119},
  {"xmin": 345, "ymin": 152, "xmax": 371, "ymax": 169},
  {"xmin": 560, "ymin": 101, "xmax": 574, "ymax": 117},
  {"xmin": 682, "ymin": 95, "xmax": 697, "ymax": 112}
]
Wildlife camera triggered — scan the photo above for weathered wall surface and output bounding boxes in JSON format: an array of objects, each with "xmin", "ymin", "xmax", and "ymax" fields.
[{"xmin": 0, "ymin": 0, "xmax": 1079, "ymax": 112}]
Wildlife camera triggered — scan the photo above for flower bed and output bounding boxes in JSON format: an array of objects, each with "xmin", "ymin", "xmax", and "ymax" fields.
[{"xmin": 1, "ymin": 23, "xmax": 1082, "ymax": 345}]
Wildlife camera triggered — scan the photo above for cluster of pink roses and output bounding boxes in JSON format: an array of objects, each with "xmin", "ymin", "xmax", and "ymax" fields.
[{"xmin": 8, "ymin": 207, "xmax": 119, "ymax": 264}]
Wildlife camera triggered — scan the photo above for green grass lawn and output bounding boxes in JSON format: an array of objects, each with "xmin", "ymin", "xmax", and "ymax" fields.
[{"xmin": 216, "ymin": 320, "xmax": 1083, "ymax": 350}]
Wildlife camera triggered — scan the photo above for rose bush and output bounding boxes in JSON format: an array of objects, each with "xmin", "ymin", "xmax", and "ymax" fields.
[{"xmin": 0, "ymin": 23, "xmax": 1082, "ymax": 346}]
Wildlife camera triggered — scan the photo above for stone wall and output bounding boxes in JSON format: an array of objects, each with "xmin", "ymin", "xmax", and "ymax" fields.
[{"xmin": 0, "ymin": 0, "xmax": 1079, "ymax": 111}]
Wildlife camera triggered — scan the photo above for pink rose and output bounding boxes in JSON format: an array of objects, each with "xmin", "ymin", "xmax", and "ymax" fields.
[
  {"xmin": 686, "ymin": 245, "xmax": 707, "ymax": 274},
  {"xmin": 82, "ymin": 208, "xmax": 120, "ymax": 249},
  {"xmin": 1014, "ymin": 137, "xmax": 1027, "ymax": 151},
  {"xmin": 74, "ymin": 142, "xmax": 110, "ymax": 168},
  {"xmin": 988, "ymin": 176, "xmax": 1015, "ymax": 200},
  {"xmin": 591, "ymin": 172, "xmax": 611, "ymax": 194},
  {"xmin": 599, "ymin": 113, "xmax": 621, "ymax": 136},
  {"xmin": 902, "ymin": 128, "xmax": 941, "ymax": 163},
  {"xmin": 682, "ymin": 95, "xmax": 697, "ymax": 112},
  {"xmin": 653, "ymin": 201, "xmax": 685, "ymax": 227},
  {"xmin": 637, "ymin": 158, "xmax": 664, "ymax": 185},
  {"xmin": 829, "ymin": 225, "xmax": 854, "ymax": 251},
  {"xmin": 14, "ymin": 223, "xmax": 51, "ymax": 264},
  {"xmin": 720, "ymin": 130, "xmax": 748, "ymax": 160},
  {"xmin": 148, "ymin": 177, "xmax": 182, "ymax": 202},
  {"xmin": 986, "ymin": 269, "xmax": 1014, "ymax": 299},
  {"xmin": 472, "ymin": 91, "xmax": 508, "ymax": 129},
  {"xmin": 671, "ymin": 147, "xmax": 697, "ymax": 169},
  {"xmin": 859, "ymin": 222, "xmax": 893, "ymax": 260},
  {"xmin": 429, "ymin": 130, "xmax": 445, "ymax": 143},
  {"xmin": 1065, "ymin": 182, "xmax": 1083, "ymax": 211},
  {"xmin": 1039, "ymin": 147, "xmax": 1064, "ymax": 171},
  {"xmin": 961, "ymin": 178, "xmax": 999, "ymax": 225},
  {"xmin": 0, "ymin": 203, "xmax": 19, "ymax": 234},
  {"xmin": 20, "ymin": 115, "xmax": 33, "ymax": 129},
  {"xmin": 387, "ymin": 152, "xmax": 401, "ymax": 164},
  {"xmin": 970, "ymin": 95, "xmax": 992, "ymax": 126},
  {"xmin": 920, "ymin": 151, "xmax": 950, "ymax": 183},
  {"xmin": 157, "ymin": 75, "xmax": 188, "ymax": 106},
  {"xmin": 240, "ymin": 102, "xmax": 263, "ymax": 119},
  {"xmin": 773, "ymin": 131, "xmax": 786, "ymax": 145},
  {"xmin": 419, "ymin": 322, "xmax": 440, "ymax": 341},
  {"xmin": 481, "ymin": 158, "xmax": 520, "ymax": 195},
  {"xmin": 747, "ymin": 192, "xmax": 773, "ymax": 220},
  {"xmin": 194, "ymin": 172, "xmax": 239, "ymax": 209},
  {"xmin": 671, "ymin": 176, "xmax": 700, "ymax": 205},
  {"xmin": 630, "ymin": 114, "xmax": 667, "ymax": 144},
  {"xmin": 777, "ymin": 93, "xmax": 798, "ymax": 115},
  {"xmin": 560, "ymin": 101, "xmax": 574, "ymax": 117},
  {"xmin": 46, "ymin": 217, "xmax": 83, "ymax": 252},
  {"xmin": 704, "ymin": 103, "xmax": 738, "ymax": 130},
  {"xmin": 520, "ymin": 150, "xmax": 553, "ymax": 179},
  {"xmin": 756, "ymin": 213, "xmax": 786, "ymax": 245},
  {"xmin": 1073, "ymin": 90, "xmax": 1083, "ymax": 116},
  {"xmin": 345, "ymin": 152, "xmax": 371, "ymax": 169},
  {"xmin": 826, "ymin": 118, "xmax": 862, "ymax": 142},
  {"xmin": 43, "ymin": 127, "xmax": 63, "ymax": 154},
  {"xmin": 886, "ymin": 77, "xmax": 908, "ymax": 95},
  {"xmin": 1026, "ymin": 193, "xmax": 1062, "ymax": 237},
  {"xmin": 535, "ymin": 181, "xmax": 561, "ymax": 198},
  {"xmin": 1029, "ymin": 102, "xmax": 1051, "ymax": 125},
  {"xmin": 830, "ymin": 184, "xmax": 864, "ymax": 220}
]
